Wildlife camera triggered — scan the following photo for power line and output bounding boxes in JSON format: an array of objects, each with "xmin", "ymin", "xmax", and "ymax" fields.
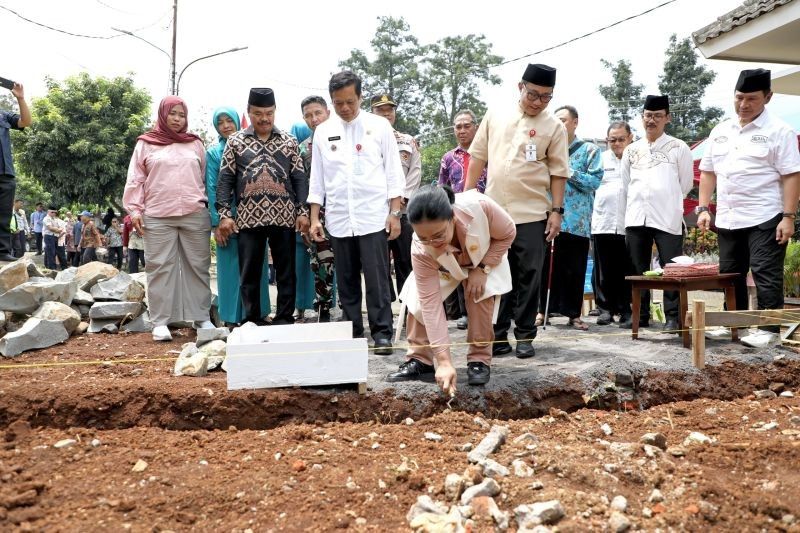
[
  {"xmin": 494, "ymin": 0, "xmax": 678, "ymax": 67},
  {"xmin": 0, "ymin": 3, "xmax": 119, "ymax": 39}
]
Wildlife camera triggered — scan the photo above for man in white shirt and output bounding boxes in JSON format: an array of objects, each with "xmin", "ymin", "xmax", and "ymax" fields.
[
  {"xmin": 42, "ymin": 207, "xmax": 68, "ymax": 270},
  {"xmin": 620, "ymin": 95, "xmax": 693, "ymax": 332},
  {"xmin": 308, "ymin": 71, "xmax": 405, "ymax": 354},
  {"xmin": 698, "ymin": 68, "xmax": 800, "ymax": 347},
  {"xmin": 591, "ymin": 121, "xmax": 633, "ymax": 326}
]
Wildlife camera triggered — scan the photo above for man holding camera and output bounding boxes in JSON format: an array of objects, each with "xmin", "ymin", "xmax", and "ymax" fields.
[{"xmin": 0, "ymin": 80, "xmax": 32, "ymax": 262}]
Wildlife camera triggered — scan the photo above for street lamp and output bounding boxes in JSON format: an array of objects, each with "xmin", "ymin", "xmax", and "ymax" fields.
[
  {"xmin": 176, "ymin": 46, "xmax": 248, "ymax": 95},
  {"xmin": 112, "ymin": 27, "xmax": 247, "ymax": 95}
]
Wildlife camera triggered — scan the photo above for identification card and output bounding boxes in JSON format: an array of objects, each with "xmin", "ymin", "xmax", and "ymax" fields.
[
  {"xmin": 353, "ymin": 156, "xmax": 363, "ymax": 175},
  {"xmin": 525, "ymin": 143, "xmax": 537, "ymax": 162}
]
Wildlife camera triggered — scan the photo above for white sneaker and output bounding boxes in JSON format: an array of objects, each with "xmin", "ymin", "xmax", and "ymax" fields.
[
  {"xmin": 704, "ymin": 326, "xmax": 730, "ymax": 340},
  {"xmin": 193, "ymin": 320, "xmax": 215, "ymax": 330},
  {"xmin": 152, "ymin": 325, "xmax": 172, "ymax": 341},
  {"xmin": 741, "ymin": 330, "xmax": 779, "ymax": 349}
]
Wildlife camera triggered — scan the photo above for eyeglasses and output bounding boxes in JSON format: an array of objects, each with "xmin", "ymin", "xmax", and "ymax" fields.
[
  {"xmin": 521, "ymin": 86, "xmax": 553, "ymax": 103},
  {"xmin": 413, "ymin": 221, "xmax": 451, "ymax": 245},
  {"xmin": 607, "ymin": 137, "xmax": 628, "ymax": 143},
  {"xmin": 643, "ymin": 112, "xmax": 667, "ymax": 120}
]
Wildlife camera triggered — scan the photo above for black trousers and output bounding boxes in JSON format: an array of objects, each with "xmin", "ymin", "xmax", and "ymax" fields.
[
  {"xmin": 388, "ymin": 214, "xmax": 413, "ymax": 298},
  {"xmin": 496, "ymin": 220, "xmax": 546, "ymax": 342},
  {"xmin": 81, "ymin": 247, "xmax": 97, "ymax": 264},
  {"xmin": 34, "ymin": 232, "xmax": 42, "ymax": 254},
  {"xmin": 330, "ymin": 229, "xmax": 393, "ymax": 341},
  {"xmin": 0, "ymin": 174, "xmax": 15, "ymax": 256},
  {"xmin": 718, "ymin": 213, "xmax": 785, "ymax": 333},
  {"xmin": 592, "ymin": 233, "xmax": 632, "ymax": 316},
  {"xmin": 128, "ymin": 248, "xmax": 145, "ymax": 273},
  {"xmin": 239, "ymin": 225, "xmax": 295, "ymax": 324},
  {"xmin": 107, "ymin": 246, "xmax": 123, "ymax": 269},
  {"xmin": 538, "ymin": 232, "xmax": 590, "ymax": 320},
  {"xmin": 626, "ymin": 225, "xmax": 683, "ymax": 322},
  {"xmin": 12, "ymin": 231, "xmax": 26, "ymax": 258}
]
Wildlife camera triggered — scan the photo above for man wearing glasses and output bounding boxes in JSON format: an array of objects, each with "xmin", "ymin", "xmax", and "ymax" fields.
[
  {"xmin": 620, "ymin": 95, "xmax": 693, "ymax": 332},
  {"xmin": 439, "ymin": 109, "xmax": 488, "ymax": 330},
  {"xmin": 465, "ymin": 63, "xmax": 569, "ymax": 359},
  {"xmin": 591, "ymin": 122, "xmax": 634, "ymax": 327}
]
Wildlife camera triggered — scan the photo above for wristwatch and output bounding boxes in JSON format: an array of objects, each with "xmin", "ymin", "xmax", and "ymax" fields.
[
  {"xmin": 551, "ymin": 207, "xmax": 565, "ymax": 215},
  {"xmin": 783, "ymin": 212, "xmax": 797, "ymax": 219},
  {"xmin": 390, "ymin": 210, "xmax": 402, "ymax": 218},
  {"xmin": 694, "ymin": 206, "xmax": 710, "ymax": 215},
  {"xmin": 478, "ymin": 263, "xmax": 492, "ymax": 275}
]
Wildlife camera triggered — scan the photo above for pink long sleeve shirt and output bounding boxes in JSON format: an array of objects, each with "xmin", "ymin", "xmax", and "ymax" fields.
[
  {"xmin": 412, "ymin": 198, "xmax": 516, "ymax": 356},
  {"xmin": 123, "ymin": 139, "xmax": 207, "ymax": 218}
]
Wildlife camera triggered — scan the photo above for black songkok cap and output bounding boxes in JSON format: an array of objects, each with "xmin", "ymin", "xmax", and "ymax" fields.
[
  {"xmin": 736, "ymin": 68, "xmax": 771, "ymax": 93},
  {"xmin": 522, "ymin": 63, "xmax": 556, "ymax": 87},
  {"xmin": 643, "ymin": 95, "xmax": 669, "ymax": 112},
  {"xmin": 248, "ymin": 88, "xmax": 275, "ymax": 107}
]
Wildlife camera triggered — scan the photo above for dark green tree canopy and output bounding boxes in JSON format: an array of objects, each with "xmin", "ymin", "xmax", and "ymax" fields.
[
  {"xmin": 658, "ymin": 34, "xmax": 724, "ymax": 143},
  {"xmin": 339, "ymin": 16, "xmax": 423, "ymax": 134},
  {"xmin": 420, "ymin": 34, "xmax": 501, "ymax": 135},
  {"xmin": 14, "ymin": 72, "xmax": 151, "ymax": 207},
  {"xmin": 598, "ymin": 59, "xmax": 644, "ymax": 123}
]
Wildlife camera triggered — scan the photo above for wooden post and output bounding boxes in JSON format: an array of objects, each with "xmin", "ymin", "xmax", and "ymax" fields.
[{"xmin": 692, "ymin": 300, "xmax": 705, "ymax": 369}]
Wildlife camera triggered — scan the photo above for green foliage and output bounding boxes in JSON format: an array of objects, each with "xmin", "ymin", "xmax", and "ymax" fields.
[
  {"xmin": 14, "ymin": 172, "xmax": 52, "ymax": 207},
  {"xmin": 658, "ymin": 35, "xmax": 724, "ymax": 143},
  {"xmin": 12, "ymin": 72, "xmax": 151, "ymax": 207},
  {"xmin": 598, "ymin": 59, "xmax": 644, "ymax": 123},
  {"xmin": 0, "ymin": 93, "xmax": 17, "ymax": 113},
  {"xmin": 420, "ymin": 139, "xmax": 452, "ymax": 186},
  {"xmin": 420, "ymin": 35, "xmax": 502, "ymax": 134},
  {"xmin": 784, "ymin": 241, "xmax": 800, "ymax": 297},
  {"xmin": 338, "ymin": 18, "xmax": 502, "ymax": 137},
  {"xmin": 339, "ymin": 16, "xmax": 423, "ymax": 135}
]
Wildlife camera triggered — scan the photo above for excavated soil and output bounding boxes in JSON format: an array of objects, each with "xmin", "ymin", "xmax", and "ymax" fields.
[{"xmin": 1, "ymin": 331, "xmax": 800, "ymax": 531}]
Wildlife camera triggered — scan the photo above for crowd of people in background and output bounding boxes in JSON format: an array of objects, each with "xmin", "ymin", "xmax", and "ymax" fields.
[{"xmin": 2, "ymin": 62, "xmax": 799, "ymax": 392}]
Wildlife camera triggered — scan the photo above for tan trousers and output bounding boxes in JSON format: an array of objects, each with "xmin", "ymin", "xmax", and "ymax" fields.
[
  {"xmin": 143, "ymin": 210, "xmax": 212, "ymax": 327},
  {"xmin": 406, "ymin": 292, "xmax": 495, "ymax": 366}
]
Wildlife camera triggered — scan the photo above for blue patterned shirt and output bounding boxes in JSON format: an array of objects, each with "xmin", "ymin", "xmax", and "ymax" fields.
[{"xmin": 561, "ymin": 137, "xmax": 603, "ymax": 238}]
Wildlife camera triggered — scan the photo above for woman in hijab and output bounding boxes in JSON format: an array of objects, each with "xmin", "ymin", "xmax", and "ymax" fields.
[
  {"xmin": 123, "ymin": 95, "xmax": 213, "ymax": 342},
  {"xmin": 206, "ymin": 107, "xmax": 271, "ymax": 325}
]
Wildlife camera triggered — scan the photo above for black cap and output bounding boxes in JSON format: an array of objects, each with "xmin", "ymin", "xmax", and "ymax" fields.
[
  {"xmin": 644, "ymin": 95, "xmax": 669, "ymax": 112},
  {"xmin": 522, "ymin": 64, "xmax": 556, "ymax": 87},
  {"xmin": 248, "ymin": 88, "xmax": 275, "ymax": 108},
  {"xmin": 48, "ymin": 205, "xmax": 58, "ymax": 212},
  {"xmin": 736, "ymin": 68, "xmax": 771, "ymax": 93},
  {"xmin": 370, "ymin": 93, "xmax": 396, "ymax": 108}
]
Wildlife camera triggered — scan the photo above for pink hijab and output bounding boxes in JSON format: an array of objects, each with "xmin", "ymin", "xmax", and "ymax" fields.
[{"xmin": 137, "ymin": 95, "xmax": 202, "ymax": 146}]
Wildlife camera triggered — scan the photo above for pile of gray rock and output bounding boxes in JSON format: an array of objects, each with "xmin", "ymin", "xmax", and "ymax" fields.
[{"xmin": 0, "ymin": 259, "xmax": 153, "ymax": 357}]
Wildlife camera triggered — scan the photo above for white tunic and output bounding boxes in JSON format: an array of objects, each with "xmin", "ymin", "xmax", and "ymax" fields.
[
  {"xmin": 591, "ymin": 149, "xmax": 626, "ymax": 235},
  {"xmin": 699, "ymin": 109, "xmax": 800, "ymax": 230},
  {"xmin": 620, "ymin": 133, "xmax": 694, "ymax": 235},
  {"xmin": 307, "ymin": 111, "xmax": 404, "ymax": 238}
]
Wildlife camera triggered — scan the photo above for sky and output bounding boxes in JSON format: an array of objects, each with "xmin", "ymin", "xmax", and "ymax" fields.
[{"xmin": 3, "ymin": 0, "xmax": 799, "ymax": 143}]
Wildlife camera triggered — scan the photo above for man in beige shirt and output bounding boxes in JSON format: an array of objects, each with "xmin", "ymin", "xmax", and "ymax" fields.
[{"xmin": 465, "ymin": 63, "xmax": 569, "ymax": 359}]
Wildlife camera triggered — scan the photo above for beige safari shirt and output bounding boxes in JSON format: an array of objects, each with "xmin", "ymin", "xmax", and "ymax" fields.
[{"xmin": 469, "ymin": 104, "xmax": 569, "ymax": 224}]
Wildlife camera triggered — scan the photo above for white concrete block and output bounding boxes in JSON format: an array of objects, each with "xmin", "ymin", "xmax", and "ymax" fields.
[{"xmin": 226, "ymin": 322, "xmax": 368, "ymax": 390}]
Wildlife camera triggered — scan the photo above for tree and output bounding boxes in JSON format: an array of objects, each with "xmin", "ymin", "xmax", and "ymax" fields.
[
  {"xmin": 658, "ymin": 34, "xmax": 724, "ymax": 143},
  {"xmin": 419, "ymin": 35, "xmax": 502, "ymax": 135},
  {"xmin": 0, "ymin": 93, "xmax": 16, "ymax": 113},
  {"xmin": 598, "ymin": 59, "xmax": 644, "ymax": 123},
  {"xmin": 338, "ymin": 16, "xmax": 424, "ymax": 134},
  {"xmin": 13, "ymin": 72, "xmax": 151, "ymax": 211},
  {"xmin": 419, "ymin": 139, "xmax": 452, "ymax": 188}
]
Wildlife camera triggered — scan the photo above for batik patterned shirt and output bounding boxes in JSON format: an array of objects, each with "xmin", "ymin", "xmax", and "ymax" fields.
[
  {"xmin": 438, "ymin": 146, "xmax": 487, "ymax": 193},
  {"xmin": 216, "ymin": 126, "xmax": 309, "ymax": 229},
  {"xmin": 561, "ymin": 138, "xmax": 603, "ymax": 238}
]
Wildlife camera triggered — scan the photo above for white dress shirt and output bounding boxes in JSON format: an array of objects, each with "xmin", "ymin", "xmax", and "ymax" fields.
[
  {"xmin": 620, "ymin": 133, "xmax": 694, "ymax": 236},
  {"xmin": 699, "ymin": 109, "xmax": 800, "ymax": 230},
  {"xmin": 42, "ymin": 215, "xmax": 64, "ymax": 237},
  {"xmin": 308, "ymin": 111, "xmax": 404, "ymax": 238},
  {"xmin": 591, "ymin": 149, "xmax": 626, "ymax": 235}
]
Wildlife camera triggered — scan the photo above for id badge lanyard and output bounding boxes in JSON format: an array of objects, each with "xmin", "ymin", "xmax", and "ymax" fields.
[
  {"xmin": 354, "ymin": 143, "xmax": 364, "ymax": 175},
  {"xmin": 525, "ymin": 129, "xmax": 537, "ymax": 162}
]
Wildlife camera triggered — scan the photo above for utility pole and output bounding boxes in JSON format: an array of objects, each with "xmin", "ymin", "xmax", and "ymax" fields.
[{"xmin": 169, "ymin": 0, "xmax": 178, "ymax": 94}]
